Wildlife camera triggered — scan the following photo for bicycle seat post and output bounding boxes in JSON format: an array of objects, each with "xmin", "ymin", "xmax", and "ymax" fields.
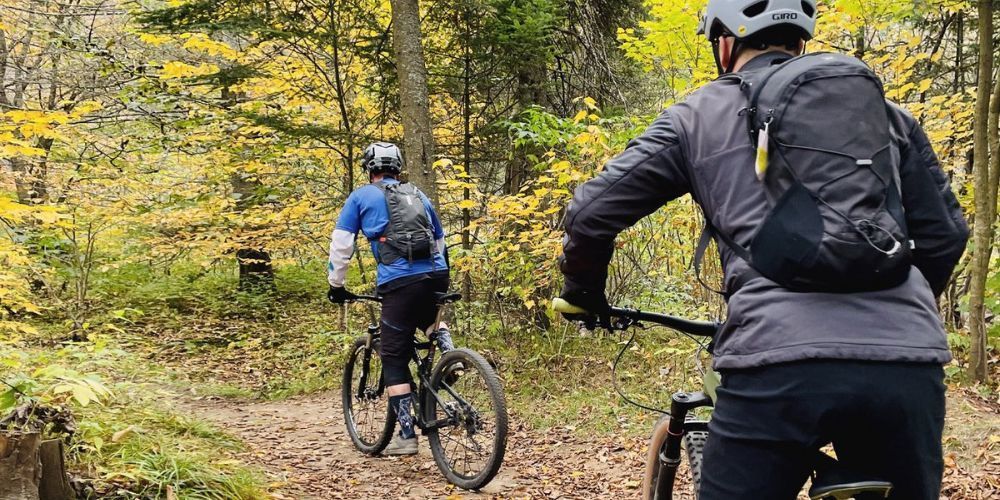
[{"xmin": 430, "ymin": 292, "xmax": 462, "ymax": 348}]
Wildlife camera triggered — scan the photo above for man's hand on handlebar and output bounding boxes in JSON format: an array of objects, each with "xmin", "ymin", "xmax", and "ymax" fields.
[
  {"xmin": 558, "ymin": 286, "xmax": 611, "ymax": 329},
  {"xmin": 327, "ymin": 286, "xmax": 359, "ymax": 304}
]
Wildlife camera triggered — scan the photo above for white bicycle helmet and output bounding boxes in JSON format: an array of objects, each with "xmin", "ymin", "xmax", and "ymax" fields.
[
  {"xmin": 698, "ymin": 0, "xmax": 817, "ymax": 41},
  {"xmin": 362, "ymin": 142, "xmax": 404, "ymax": 176}
]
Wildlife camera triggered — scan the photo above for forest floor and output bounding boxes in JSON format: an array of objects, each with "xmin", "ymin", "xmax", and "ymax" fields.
[
  {"xmin": 171, "ymin": 387, "xmax": 1000, "ymax": 500},
  {"xmin": 177, "ymin": 392, "xmax": 677, "ymax": 499},
  {"xmin": 157, "ymin": 330, "xmax": 1000, "ymax": 500}
]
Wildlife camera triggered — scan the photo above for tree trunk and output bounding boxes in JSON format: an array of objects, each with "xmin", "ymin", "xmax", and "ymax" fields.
[
  {"xmin": 968, "ymin": 0, "xmax": 994, "ymax": 383},
  {"xmin": 460, "ymin": 5, "xmax": 474, "ymax": 300},
  {"xmin": 224, "ymin": 87, "xmax": 275, "ymax": 293},
  {"xmin": 390, "ymin": 0, "xmax": 436, "ymax": 205},
  {"xmin": 0, "ymin": 432, "xmax": 42, "ymax": 500},
  {"xmin": 505, "ymin": 62, "xmax": 549, "ymax": 195},
  {"xmin": 955, "ymin": 11, "xmax": 965, "ymax": 93},
  {"xmin": 10, "ymin": 148, "xmax": 49, "ymax": 205},
  {"xmin": 231, "ymin": 171, "xmax": 275, "ymax": 293},
  {"xmin": 236, "ymin": 248, "xmax": 275, "ymax": 293},
  {"xmin": 38, "ymin": 439, "xmax": 74, "ymax": 500}
]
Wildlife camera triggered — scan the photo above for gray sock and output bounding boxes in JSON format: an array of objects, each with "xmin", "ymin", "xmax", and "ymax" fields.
[{"xmin": 436, "ymin": 328, "xmax": 455, "ymax": 351}]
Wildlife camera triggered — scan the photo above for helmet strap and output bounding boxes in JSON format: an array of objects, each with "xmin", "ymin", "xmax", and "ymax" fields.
[
  {"xmin": 712, "ymin": 39, "xmax": 724, "ymax": 75},
  {"xmin": 725, "ymin": 40, "xmax": 741, "ymax": 74},
  {"xmin": 712, "ymin": 37, "xmax": 744, "ymax": 75}
]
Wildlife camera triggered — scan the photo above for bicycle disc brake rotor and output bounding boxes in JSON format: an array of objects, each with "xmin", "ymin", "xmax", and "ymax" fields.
[{"xmin": 359, "ymin": 387, "xmax": 379, "ymax": 402}]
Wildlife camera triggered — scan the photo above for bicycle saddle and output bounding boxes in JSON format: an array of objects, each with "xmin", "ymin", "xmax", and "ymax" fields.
[
  {"xmin": 809, "ymin": 452, "xmax": 892, "ymax": 500},
  {"xmin": 436, "ymin": 292, "xmax": 462, "ymax": 305}
]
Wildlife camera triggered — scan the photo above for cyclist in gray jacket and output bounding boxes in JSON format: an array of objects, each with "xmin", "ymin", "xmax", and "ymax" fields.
[{"xmin": 557, "ymin": 1, "xmax": 968, "ymax": 498}]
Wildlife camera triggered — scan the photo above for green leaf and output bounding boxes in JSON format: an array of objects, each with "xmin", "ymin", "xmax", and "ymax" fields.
[{"xmin": 0, "ymin": 389, "xmax": 17, "ymax": 412}]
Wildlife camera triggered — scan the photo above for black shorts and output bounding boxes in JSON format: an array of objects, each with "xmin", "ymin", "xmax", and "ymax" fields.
[{"xmin": 378, "ymin": 273, "xmax": 449, "ymax": 385}]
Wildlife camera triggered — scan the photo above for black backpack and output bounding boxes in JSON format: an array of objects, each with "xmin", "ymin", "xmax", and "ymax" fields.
[
  {"xmin": 374, "ymin": 182, "xmax": 437, "ymax": 265},
  {"xmin": 702, "ymin": 52, "xmax": 912, "ymax": 293}
]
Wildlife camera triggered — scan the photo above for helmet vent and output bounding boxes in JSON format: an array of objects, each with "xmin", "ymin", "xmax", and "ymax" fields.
[
  {"xmin": 743, "ymin": 1, "xmax": 768, "ymax": 18},
  {"xmin": 801, "ymin": 1, "xmax": 815, "ymax": 17}
]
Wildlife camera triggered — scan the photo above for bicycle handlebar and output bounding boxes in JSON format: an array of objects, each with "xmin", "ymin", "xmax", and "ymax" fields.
[
  {"xmin": 350, "ymin": 294, "xmax": 382, "ymax": 303},
  {"xmin": 552, "ymin": 298, "xmax": 719, "ymax": 338}
]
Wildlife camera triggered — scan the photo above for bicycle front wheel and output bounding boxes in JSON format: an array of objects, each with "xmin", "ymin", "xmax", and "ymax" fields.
[
  {"xmin": 342, "ymin": 336, "xmax": 394, "ymax": 454},
  {"xmin": 425, "ymin": 348, "xmax": 508, "ymax": 490}
]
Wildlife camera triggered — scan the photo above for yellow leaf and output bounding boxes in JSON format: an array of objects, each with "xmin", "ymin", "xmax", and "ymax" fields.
[
  {"xmin": 71, "ymin": 385, "xmax": 95, "ymax": 406},
  {"xmin": 572, "ymin": 110, "xmax": 588, "ymax": 123},
  {"xmin": 139, "ymin": 33, "xmax": 173, "ymax": 46},
  {"xmin": 583, "ymin": 96, "xmax": 598, "ymax": 110},
  {"xmin": 182, "ymin": 34, "xmax": 238, "ymax": 59},
  {"xmin": 456, "ymin": 199, "xmax": 476, "ymax": 209},
  {"xmin": 160, "ymin": 61, "xmax": 219, "ymax": 80}
]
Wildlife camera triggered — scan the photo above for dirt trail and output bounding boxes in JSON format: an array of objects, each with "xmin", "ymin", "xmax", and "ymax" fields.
[
  {"xmin": 179, "ymin": 390, "xmax": 1000, "ymax": 499},
  {"xmin": 181, "ymin": 392, "xmax": 695, "ymax": 499}
]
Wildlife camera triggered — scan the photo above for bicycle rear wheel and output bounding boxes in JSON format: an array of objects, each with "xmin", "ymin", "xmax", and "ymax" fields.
[
  {"xmin": 342, "ymin": 336, "xmax": 394, "ymax": 454},
  {"xmin": 425, "ymin": 348, "xmax": 508, "ymax": 490}
]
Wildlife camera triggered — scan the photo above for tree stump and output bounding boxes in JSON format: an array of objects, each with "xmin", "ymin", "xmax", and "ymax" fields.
[
  {"xmin": 0, "ymin": 431, "xmax": 42, "ymax": 500},
  {"xmin": 38, "ymin": 439, "xmax": 74, "ymax": 500}
]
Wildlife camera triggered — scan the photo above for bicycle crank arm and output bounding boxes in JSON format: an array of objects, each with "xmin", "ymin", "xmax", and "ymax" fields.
[{"xmin": 420, "ymin": 418, "xmax": 459, "ymax": 432}]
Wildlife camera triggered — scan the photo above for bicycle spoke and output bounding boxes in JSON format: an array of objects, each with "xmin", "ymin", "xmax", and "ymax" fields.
[{"xmin": 348, "ymin": 344, "xmax": 389, "ymax": 446}]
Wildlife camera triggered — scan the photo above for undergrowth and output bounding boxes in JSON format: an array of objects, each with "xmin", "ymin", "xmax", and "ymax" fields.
[{"xmin": 7, "ymin": 258, "xmax": 994, "ymax": 498}]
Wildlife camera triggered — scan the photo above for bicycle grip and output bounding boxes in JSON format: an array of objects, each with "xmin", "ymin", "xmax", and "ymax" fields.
[{"xmin": 552, "ymin": 298, "xmax": 589, "ymax": 315}]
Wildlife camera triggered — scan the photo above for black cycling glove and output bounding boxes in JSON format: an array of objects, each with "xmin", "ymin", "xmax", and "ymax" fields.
[
  {"xmin": 559, "ymin": 280, "xmax": 611, "ymax": 328},
  {"xmin": 327, "ymin": 286, "xmax": 358, "ymax": 304}
]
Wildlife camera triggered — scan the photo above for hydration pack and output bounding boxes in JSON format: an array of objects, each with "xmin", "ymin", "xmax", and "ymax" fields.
[
  {"xmin": 374, "ymin": 182, "xmax": 437, "ymax": 265},
  {"xmin": 705, "ymin": 52, "xmax": 912, "ymax": 293}
]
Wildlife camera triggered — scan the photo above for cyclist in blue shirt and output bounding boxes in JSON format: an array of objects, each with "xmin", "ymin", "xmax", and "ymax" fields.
[{"xmin": 327, "ymin": 142, "xmax": 451, "ymax": 456}]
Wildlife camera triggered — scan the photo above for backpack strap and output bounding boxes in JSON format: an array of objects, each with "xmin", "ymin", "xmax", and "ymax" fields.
[
  {"xmin": 693, "ymin": 223, "xmax": 726, "ymax": 297},
  {"xmin": 737, "ymin": 54, "xmax": 804, "ymax": 145},
  {"xmin": 693, "ymin": 218, "xmax": 760, "ymax": 298}
]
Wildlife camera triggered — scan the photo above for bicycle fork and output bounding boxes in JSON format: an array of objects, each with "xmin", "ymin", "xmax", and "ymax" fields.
[{"xmin": 656, "ymin": 391, "xmax": 713, "ymax": 492}]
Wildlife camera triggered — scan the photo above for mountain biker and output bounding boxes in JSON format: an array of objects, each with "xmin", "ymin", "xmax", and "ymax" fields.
[
  {"xmin": 556, "ymin": 1, "xmax": 968, "ymax": 498},
  {"xmin": 327, "ymin": 142, "xmax": 452, "ymax": 456}
]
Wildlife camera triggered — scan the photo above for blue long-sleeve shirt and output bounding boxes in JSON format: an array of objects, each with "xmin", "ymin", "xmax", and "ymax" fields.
[{"xmin": 328, "ymin": 178, "xmax": 448, "ymax": 287}]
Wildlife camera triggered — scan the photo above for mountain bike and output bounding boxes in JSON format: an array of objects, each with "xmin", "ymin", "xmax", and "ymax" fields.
[
  {"xmin": 552, "ymin": 298, "xmax": 894, "ymax": 500},
  {"xmin": 341, "ymin": 292, "xmax": 508, "ymax": 490}
]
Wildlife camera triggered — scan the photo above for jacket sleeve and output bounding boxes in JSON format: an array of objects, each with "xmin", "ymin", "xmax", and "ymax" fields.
[
  {"xmin": 559, "ymin": 110, "xmax": 692, "ymax": 293},
  {"xmin": 895, "ymin": 108, "xmax": 970, "ymax": 296},
  {"xmin": 328, "ymin": 194, "xmax": 360, "ymax": 287}
]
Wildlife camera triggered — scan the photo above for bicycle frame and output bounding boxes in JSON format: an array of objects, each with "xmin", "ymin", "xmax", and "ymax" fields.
[{"xmin": 352, "ymin": 296, "xmax": 472, "ymax": 434}]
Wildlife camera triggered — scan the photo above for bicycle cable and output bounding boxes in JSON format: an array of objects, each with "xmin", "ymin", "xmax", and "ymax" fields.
[
  {"xmin": 611, "ymin": 326, "xmax": 670, "ymax": 415},
  {"xmin": 609, "ymin": 321, "xmax": 712, "ymax": 416}
]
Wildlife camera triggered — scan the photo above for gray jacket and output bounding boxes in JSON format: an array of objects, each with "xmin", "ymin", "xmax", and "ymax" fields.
[{"xmin": 560, "ymin": 52, "xmax": 969, "ymax": 370}]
